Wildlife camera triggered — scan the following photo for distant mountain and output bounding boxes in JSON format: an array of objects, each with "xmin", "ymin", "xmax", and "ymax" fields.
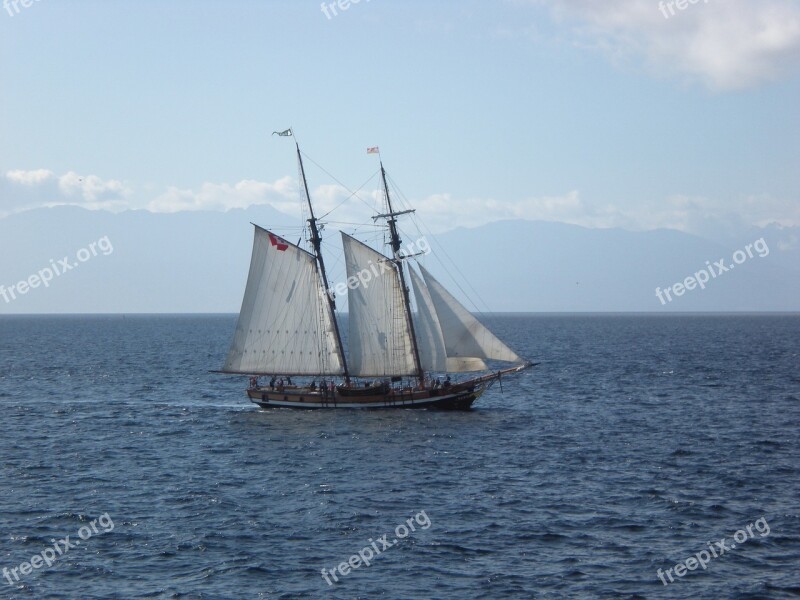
[
  {"xmin": 0, "ymin": 206, "xmax": 797, "ymax": 313},
  {"xmin": 0, "ymin": 205, "xmax": 290, "ymax": 314},
  {"xmin": 429, "ymin": 220, "xmax": 799, "ymax": 312}
]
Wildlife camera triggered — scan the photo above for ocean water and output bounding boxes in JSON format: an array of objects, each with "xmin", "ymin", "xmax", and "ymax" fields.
[{"xmin": 0, "ymin": 314, "xmax": 798, "ymax": 599}]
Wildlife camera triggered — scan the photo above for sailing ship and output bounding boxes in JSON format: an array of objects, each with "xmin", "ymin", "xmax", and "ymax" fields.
[{"xmin": 219, "ymin": 133, "xmax": 533, "ymax": 409}]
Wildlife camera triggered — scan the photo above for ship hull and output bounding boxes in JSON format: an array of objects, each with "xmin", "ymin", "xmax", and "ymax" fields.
[{"xmin": 246, "ymin": 383, "xmax": 487, "ymax": 410}]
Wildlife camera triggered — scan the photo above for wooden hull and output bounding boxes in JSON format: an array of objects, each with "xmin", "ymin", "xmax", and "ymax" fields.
[{"xmin": 247, "ymin": 382, "xmax": 488, "ymax": 410}]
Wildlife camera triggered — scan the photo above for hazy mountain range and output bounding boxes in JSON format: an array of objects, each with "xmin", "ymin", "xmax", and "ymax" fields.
[{"xmin": 0, "ymin": 205, "xmax": 797, "ymax": 313}]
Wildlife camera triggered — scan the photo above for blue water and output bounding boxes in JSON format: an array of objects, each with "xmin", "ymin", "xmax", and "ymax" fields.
[{"xmin": 0, "ymin": 314, "xmax": 798, "ymax": 599}]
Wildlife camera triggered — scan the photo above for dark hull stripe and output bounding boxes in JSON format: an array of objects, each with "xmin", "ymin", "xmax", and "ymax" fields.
[{"xmin": 248, "ymin": 390, "xmax": 481, "ymax": 410}]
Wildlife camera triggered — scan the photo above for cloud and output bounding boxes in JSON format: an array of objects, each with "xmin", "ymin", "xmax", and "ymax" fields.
[
  {"xmin": 155, "ymin": 177, "xmax": 388, "ymax": 226},
  {"xmin": 6, "ymin": 169, "xmax": 55, "ymax": 186},
  {"xmin": 58, "ymin": 171, "xmax": 132, "ymax": 204},
  {"xmin": 146, "ymin": 177, "xmax": 296, "ymax": 213},
  {"xmin": 1, "ymin": 169, "xmax": 132, "ymax": 217},
  {"xmin": 640, "ymin": 192, "xmax": 800, "ymax": 240},
  {"xmin": 533, "ymin": 0, "xmax": 800, "ymax": 90},
  {"xmin": 413, "ymin": 189, "xmax": 800, "ymax": 240},
  {"xmin": 3, "ymin": 168, "xmax": 796, "ymax": 242},
  {"xmin": 417, "ymin": 190, "xmax": 587, "ymax": 231}
]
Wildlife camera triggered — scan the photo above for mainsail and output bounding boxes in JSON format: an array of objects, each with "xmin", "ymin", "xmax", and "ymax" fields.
[
  {"xmin": 418, "ymin": 264, "xmax": 522, "ymax": 365},
  {"xmin": 223, "ymin": 226, "xmax": 345, "ymax": 375},
  {"xmin": 341, "ymin": 233, "xmax": 417, "ymax": 377}
]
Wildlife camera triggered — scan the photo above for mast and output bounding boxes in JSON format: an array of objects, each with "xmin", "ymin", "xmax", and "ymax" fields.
[
  {"xmin": 296, "ymin": 141, "xmax": 350, "ymax": 383},
  {"xmin": 379, "ymin": 162, "xmax": 425, "ymax": 386}
]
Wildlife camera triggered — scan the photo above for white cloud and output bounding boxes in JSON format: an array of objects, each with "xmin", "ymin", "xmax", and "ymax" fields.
[
  {"xmin": 533, "ymin": 0, "xmax": 800, "ymax": 90},
  {"xmin": 6, "ymin": 169, "xmax": 55, "ymax": 185},
  {"xmin": 417, "ymin": 190, "xmax": 588, "ymax": 231},
  {"xmin": 146, "ymin": 177, "xmax": 296, "ymax": 213},
  {"xmin": 1, "ymin": 169, "xmax": 133, "ymax": 217},
  {"xmin": 58, "ymin": 171, "xmax": 132, "ymax": 204},
  {"xmin": 413, "ymin": 189, "xmax": 800, "ymax": 239},
  {"xmin": 3, "ymin": 168, "xmax": 796, "ymax": 241},
  {"xmin": 646, "ymin": 192, "xmax": 800, "ymax": 239}
]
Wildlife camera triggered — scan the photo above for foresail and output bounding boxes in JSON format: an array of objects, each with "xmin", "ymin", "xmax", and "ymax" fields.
[
  {"xmin": 410, "ymin": 266, "xmax": 489, "ymax": 373},
  {"xmin": 446, "ymin": 357, "xmax": 489, "ymax": 371},
  {"xmin": 341, "ymin": 233, "xmax": 417, "ymax": 377},
  {"xmin": 419, "ymin": 265, "xmax": 522, "ymax": 364},
  {"xmin": 223, "ymin": 226, "xmax": 344, "ymax": 375}
]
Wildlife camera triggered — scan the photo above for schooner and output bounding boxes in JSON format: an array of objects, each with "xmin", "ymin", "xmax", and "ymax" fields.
[{"xmin": 219, "ymin": 132, "xmax": 533, "ymax": 409}]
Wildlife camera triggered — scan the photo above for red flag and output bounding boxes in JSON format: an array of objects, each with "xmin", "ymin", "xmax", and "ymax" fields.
[
  {"xmin": 367, "ymin": 146, "xmax": 379, "ymax": 154},
  {"xmin": 268, "ymin": 233, "xmax": 289, "ymax": 251}
]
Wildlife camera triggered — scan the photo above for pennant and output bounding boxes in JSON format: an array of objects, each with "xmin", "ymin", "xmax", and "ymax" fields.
[
  {"xmin": 367, "ymin": 146, "xmax": 379, "ymax": 154},
  {"xmin": 272, "ymin": 129, "xmax": 293, "ymax": 137},
  {"xmin": 268, "ymin": 233, "xmax": 289, "ymax": 251}
]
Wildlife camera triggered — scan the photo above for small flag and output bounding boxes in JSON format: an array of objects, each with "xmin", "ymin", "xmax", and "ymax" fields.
[
  {"xmin": 268, "ymin": 233, "xmax": 289, "ymax": 251},
  {"xmin": 367, "ymin": 146, "xmax": 379, "ymax": 154},
  {"xmin": 272, "ymin": 128, "xmax": 293, "ymax": 137}
]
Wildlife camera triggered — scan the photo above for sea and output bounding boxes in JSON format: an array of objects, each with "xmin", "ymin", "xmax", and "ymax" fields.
[{"xmin": 0, "ymin": 314, "xmax": 798, "ymax": 599}]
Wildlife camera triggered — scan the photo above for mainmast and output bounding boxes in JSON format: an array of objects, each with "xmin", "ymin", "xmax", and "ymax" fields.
[
  {"xmin": 295, "ymin": 140, "xmax": 350, "ymax": 383},
  {"xmin": 377, "ymin": 162, "xmax": 425, "ymax": 386}
]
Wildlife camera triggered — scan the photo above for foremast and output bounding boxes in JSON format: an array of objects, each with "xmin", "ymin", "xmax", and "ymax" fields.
[
  {"xmin": 294, "ymin": 139, "xmax": 350, "ymax": 384},
  {"xmin": 375, "ymin": 161, "xmax": 425, "ymax": 387}
]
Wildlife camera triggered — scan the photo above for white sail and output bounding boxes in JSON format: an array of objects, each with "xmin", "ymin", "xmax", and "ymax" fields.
[
  {"xmin": 409, "ymin": 266, "xmax": 447, "ymax": 372},
  {"xmin": 446, "ymin": 357, "xmax": 489, "ymax": 371},
  {"xmin": 410, "ymin": 266, "xmax": 489, "ymax": 373},
  {"xmin": 342, "ymin": 233, "xmax": 417, "ymax": 377},
  {"xmin": 223, "ymin": 226, "xmax": 344, "ymax": 375},
  {"xmin": 419, "ymin": 265, "xmax": 522, "ymax": 364}
]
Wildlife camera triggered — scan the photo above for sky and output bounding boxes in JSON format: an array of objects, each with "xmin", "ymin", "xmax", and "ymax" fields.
[{"xmin": 1, "ymin": 0, "xmax": 799, "ymax": 240}]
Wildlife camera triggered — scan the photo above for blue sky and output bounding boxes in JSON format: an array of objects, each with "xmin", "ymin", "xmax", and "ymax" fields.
[{"xmin": 1, "ymin": 0, "xmax": 799, "ymax": 238}]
